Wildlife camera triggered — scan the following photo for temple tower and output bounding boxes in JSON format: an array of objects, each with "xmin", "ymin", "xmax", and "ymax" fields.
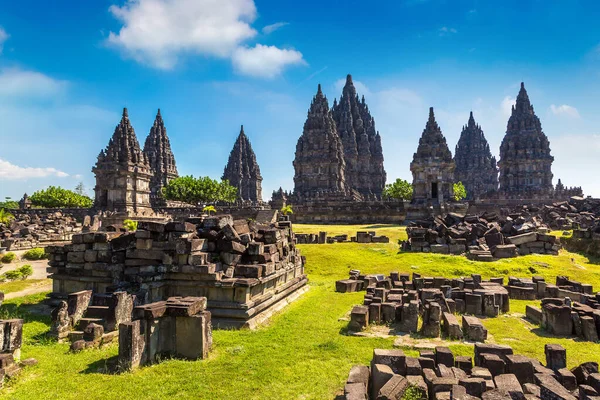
[
  {"xmin": 410, "ymin": 107, "xmax": 455, "ymax": 204},
  {"xmin": 498, "ymin": 82, "xmax": 554, "ymax": 198},
  {"xmin": 331, "ymin": 74, "xmax": 386, "ymax": 197},
  {"xmin": 143, "ymin": 109, "xmax": 178, "ymax": 206},
  {"xmin": 222, "ymin": 125, "xmax": 263, "ymax": 202},
  {"xmin": 454, "ymin": 112, "xmax": 498, "ymax": 200},
  {"xmin": 293, "ymin": 84, "xmax": 347, "ymax": 199},
  {"xmin": 92, "ymin": 108, "xmax": 153, "ymax": 215}
]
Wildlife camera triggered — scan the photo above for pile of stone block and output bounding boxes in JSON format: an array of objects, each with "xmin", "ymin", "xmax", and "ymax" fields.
[
  {"xmin": 0, "ymin": 319, "xmax": 36, "ymax": 388},
  {"xmin": 339, "ymin": 272, "xmax": 509, "ymax": 340},
  {"xmin": 343, "ymin": 343, "xmax": 600, "ymax": 400},
  {"xmin": 296, "ymin": 231, "xmax": 390, "ymax": 244},
  {"xmin": 0, "ymin": 210, "xmax": 93, "ymax": 251},
  {"xmin": 401, "ymin": 212, "xmax": 560, "ymax": 260},
  {"xmin": 47, "ymin": 214, "xmax": 307, "ymax": 329},
  {"xmin": 118, "ymin": 296, "xmax": 212, "ymax": 370}
]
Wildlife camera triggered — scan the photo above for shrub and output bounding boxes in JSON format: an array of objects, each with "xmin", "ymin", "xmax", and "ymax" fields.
[
  {"xmin": 123, "ymin": 219, "xmax": 138, "ymax": 232},
  {"xmin": 18, "ymin": 264, "xmax": 34, "ymax": 279},
  {"xmin": 1, "ymin": 252, "xmax": 17, "ymax": 264},
  {"xmin": 22, "ymin": 247, "xmax": 47, "ymax": 260},
  {"xmin": 0, "ymin": 208, "xmax": 15, "ymax": 225},
  {"xmin": 4, "ymin": 270, "xmax": 22, "ymax": 281}
]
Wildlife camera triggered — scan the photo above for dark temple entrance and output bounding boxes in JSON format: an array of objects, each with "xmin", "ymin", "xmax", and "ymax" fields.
[{"xmin": 431, "ymin": 182, "xmax": 438, "ymax": 199}]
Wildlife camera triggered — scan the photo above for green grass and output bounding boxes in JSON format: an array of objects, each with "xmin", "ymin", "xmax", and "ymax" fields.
[
  {"xmin": 0, "ymin": 279, "xmax": 51, "ymax": 294},
  {"xmin": 2, "ymin": 224, "xmax": 600, "ymax": 399}
]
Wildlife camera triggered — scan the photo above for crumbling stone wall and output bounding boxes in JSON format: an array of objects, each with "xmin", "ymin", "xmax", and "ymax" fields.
[{"xmin": 47, "ymin": 215, "xmax": 307, "ymax": 329}]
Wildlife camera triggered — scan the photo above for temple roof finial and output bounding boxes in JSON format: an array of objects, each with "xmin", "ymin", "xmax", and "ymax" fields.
[
  {"xmin": 122, "ymin": 107, "xmax": 128, "ymax": 118},
  {"xmin": 317, "ymin": 83, "xmax": 322, "ymax": 95},
  {"xmin": 346, "ymin": 74, "xmax": 353, "ymax": 85}
]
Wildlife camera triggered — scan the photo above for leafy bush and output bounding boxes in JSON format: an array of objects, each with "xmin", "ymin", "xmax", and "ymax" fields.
[
  {"xmin": 202, "ymin": 205, "xmax": 216, "ymax": 215},
  {"xmin": 30, "ymin": 186, "xmax": 93, "ymax": 208},
  {"xmin": 18, "ymin": 264, "xmax": 34, "ymax": 279},
  {"xmin": 0, "ymin": 200, "xmax": 19, "ymax": 209},
  {"xmin": 0, "ymin": 208, "xmax": 15, "ymax": 225},
  {"xmin": 162, "ymin": 176, "xmax": 238, "ymax": 205},
  {"xmin": 453, "ymin": 181, "xmax": 467, "ymax": 201},
  {"xmin": 123, "ymin": 219, "xmax": 138, "ymax": 232},
  {"xmin": 3, "ymin": 270, "xmax": 22, "ymax": 281},
  {"xmin": 383, "ymin": 179, "xmax": 413, "ymax": 201},
  {"xmin": 281, "ymin": 205, "xmax": 294, "ymax": 215},
  {"xmin": 22, "ymin": 247, "xmax": 47, "ymax": 260},
  {"xmin": 1, "ymin": 252, "xmax": 17, "ymax": 264}
]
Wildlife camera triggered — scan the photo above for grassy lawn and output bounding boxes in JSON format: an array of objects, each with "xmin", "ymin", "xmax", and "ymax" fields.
[
  {"xmin": 0, "ymin": 279, "xmax": 51, "ymax": 295},
  {"xmin": 2, "ymin": 224, "xmax": 600, "ymax": 399}
]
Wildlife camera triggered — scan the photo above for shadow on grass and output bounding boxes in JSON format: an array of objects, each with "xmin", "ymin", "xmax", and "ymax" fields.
[
  {"xmin": 362, "ymin": 224, "xmax": 399, "ymax": 229},
  {"xmin": 81, "ymin": 355, "xmax": 122, "ymax": 375},
  {"xmin": 530, "ymin": 327, "xmax": 583, "ymax": 341}
]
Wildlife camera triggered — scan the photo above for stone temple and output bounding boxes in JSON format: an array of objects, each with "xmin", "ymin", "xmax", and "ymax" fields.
[
  {"xmin": 331, "ymin": 74, "xmax": 386, "ymax": 198},
  {"xmin": 92, "ymin": 108, "xmax": 153, "ymax": 216},
  {"xmin": 143, "ymin": 109, "xmax": 178, "ymax": 206},
  {"xmin": 222, "ymin": 125, "xmax": 263, "ymax": 202},
  {"xmin": 454, "ymin": 112, "xmax": 498, "ymax": 200},
  {"xmin": 410, "ymin": 107, "xmax": 455, "ymax": 204},
  {"xmin": 293, "ymin": 84, "xmax": 349, "ymax": 200},
  {"xmin": 498, "ymin": 82, "xmax": 554, "ymax": 198}
]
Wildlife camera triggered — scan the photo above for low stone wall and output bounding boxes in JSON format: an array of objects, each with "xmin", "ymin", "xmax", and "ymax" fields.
[
  {"xmin": 47, "ymin": 215, "xmax": 307, "ymax": 329},
  {"xmin": 289, "ymin": 200, "xmax": 406, "ymax": 224},
  {"xmin": 296, "ymin": 230, "xmax": 390, "ymax": 244},
  {"xmin": 343, "ymin": 343, "xmax": 598, "ymax": 400}
]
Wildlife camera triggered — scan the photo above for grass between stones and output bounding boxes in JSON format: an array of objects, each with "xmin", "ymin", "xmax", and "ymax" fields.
[
  {"xmin": 2, "ymin": 224, "xmax": 600, "ymax": 399},
  {"xmin": 0, "ymin": 279, "xmax": 51, "ymax": 295}
]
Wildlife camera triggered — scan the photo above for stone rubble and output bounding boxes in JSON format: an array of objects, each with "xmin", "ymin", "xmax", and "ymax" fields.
[
  {"xmin": 343, "ymin": 343, "xmax": 599, "ymax": 400},
  {"xmin": 295, "ymin": 230, "xmax": 390, "ymax": 244},
  {"xmin": 0, "ymin": 319, "xmax": 35, "ymax": 388}
]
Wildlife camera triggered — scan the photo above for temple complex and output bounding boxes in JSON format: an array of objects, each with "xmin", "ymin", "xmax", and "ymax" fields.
[
  {"xmin": 92, "ymin": 108, "xmax": 153, "ymax": 216},
  {"xmin": 293, "ymin": 84, "xmax": 349, "ymax": 200},
  {"xmin": 498, "ymin": 82, "xmax": 554, "ymax": 199},
  {"xmin": 410, "ymin": 107, "xmax": 455, "ymax": 204},
  {"xmin": 143, "ymin": 109, "xmax": 178, "ymax": 206},
  {"xmin": 454, "ymin": 112, "xmax": 498, "ymax": 200},
  {"xmin": 222, "ymin": 126, "xmax": 263, "ymax": 202},
  {"xmin": 331, "ymin": 74, "xmax": 386, "ymax": 198}
]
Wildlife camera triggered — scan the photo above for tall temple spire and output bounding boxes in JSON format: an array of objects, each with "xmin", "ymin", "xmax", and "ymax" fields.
[
  {"xmin": 410, "ymin": 107, "xmax": 455, "ymax": 203},
  {"xmin": 143, "ymin": 109, "xmax": 178, "ymax": 205},
  {"xmin": 223, "ymin": 125, "xmax": 263, "ymax": 202},
  {"xmin": 331, "ymin": 73, "xmax": 386, "ymax": 198},
  {"xmin": 293, "ymin": 84, "xmax": 347, "ymax": 198},
  {"xmin": 499, "ymin": 82, "xmax": 554, "ymax": 198},
  {"xmin": 454, "ymin": 112, "xmax": 498, "ymax": 200}
]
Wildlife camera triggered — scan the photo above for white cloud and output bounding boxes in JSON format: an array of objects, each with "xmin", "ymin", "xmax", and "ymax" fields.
[
  {"xmin": 262, "ymin": 22, "xmax": 288, "ymax": 35},
  {"xmin": 0, "ymin": 158, "xmax": 69, "ymax": 180},
  {"xmin": 550, "ymin": 104, "xmax": 580, "ymax": 118},
  {"xmin": 0, "ymin": 68, "xmax": 67, "ymax": 98},
  {"xmin": 107, "ymin": 0, "xmax": 258, "ymax": 69},
  {"xmin": 0, "ymin": 27, "xmax": 9, "ymax": 54},
  {"xmin": 501, "ymin": 96, "xmax": 516, "ymax": 116},
  {"xmin": 439, "ymin": 26, "xmax": 457, "ymax": 36},
  {"xmin": 231, "ymin": 44, "xmax": 305, "ymax": 78}
]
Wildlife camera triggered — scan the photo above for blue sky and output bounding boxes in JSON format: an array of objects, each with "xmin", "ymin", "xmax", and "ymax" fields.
[{"xmin": 1, "ymin": 0, "xmax": 600, "ymax": 200}]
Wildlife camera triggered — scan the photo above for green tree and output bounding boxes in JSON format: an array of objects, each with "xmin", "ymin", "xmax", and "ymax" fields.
[
  {"xmin": 203, "ymin": 205, "xmax": 216, "ymax": 215},
  {"xmin": 30, "ymin": 186, "xmax": 93, "ymax": 208},
  {"xmin": 0, "ymin": 209, "xmax": 15, "ymax": 225},
  {"xmin": 0, "ymin": 197, "xmax": 19, "ymax": 209},
  {"xmin": 162, "ymin": 176, "xmax": 238, "ymax": 205},
  {"xmin": 74, "ymin": 182, "xmax": 86, "ymax": 196},
  {"xmin": 382, "ymin": 179, "xmax": 413, "ymax": 201},
  {"xmin": 453, "ymin": 181, "xmax": 467, "ymax": 201},
  {"xmin": 281, "ymin": 205, "xmax": 294, "ymax": 215}
]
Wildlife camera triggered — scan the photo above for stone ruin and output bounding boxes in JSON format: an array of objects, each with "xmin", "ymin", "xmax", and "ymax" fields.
[
  {"xmin": 524, "ymin": 276, "xmax": 600, "ymax": 342},
  {"xmin": 295, "ymin": 230, "xmax": 390, "ymax": 244},
  {"xmin": 454, "ymin": 112, "xmax": 499, "ymax": 201},
  {"xmin": 0, "ymin": 210, "xmax": 95, "ymax": 251},
  {"xmin": 46, "ymin": 214, "xmax": 307, "ymax": 329},
  {"xmin": 402, "ymin": 211, "xmax": 560, "ymax": 261},
  {"xmin": 337, "ymin": 272, "xmax": 510, "ymax": 342},
  {"xmin": 119, "ymin": 296, "xmax": 212, "ymax": 370},
  {"xmin": 0, "ymin": 319, "xmax": 36, "ymax": 388},
  {"xmin": 222, "ymin": 125, "xmax": 263, "ymax": 203},
  {"xmin": 342, "ymin": 343, "xmax": 600, "ymax": 400},
  {"xmin": 498, "ymin": 83, "xmax": 554, "ymax": 200}
]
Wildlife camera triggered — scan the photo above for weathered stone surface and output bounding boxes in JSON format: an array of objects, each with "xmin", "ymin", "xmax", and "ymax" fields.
[
  {"xmin": 463, "ymin": 315, "xmax": 488, "ymax": 342},
  {"xmin": 498, "ymin": 82, "xmax": 554, "ymax": 199},
  {"xmin": 454, "ymin": 112, "xmax": 498, "ymax": 200},
  {"xmin": 143, "ymin": 109, "xmax": 178, "ymax": 206},
  {"xmin": 410, "ymin": 107, "xmax": 455, "ymax": 204},
  {"xmin": 222, "ymin": 125, "xmax": 263, "ymax": 202}
]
